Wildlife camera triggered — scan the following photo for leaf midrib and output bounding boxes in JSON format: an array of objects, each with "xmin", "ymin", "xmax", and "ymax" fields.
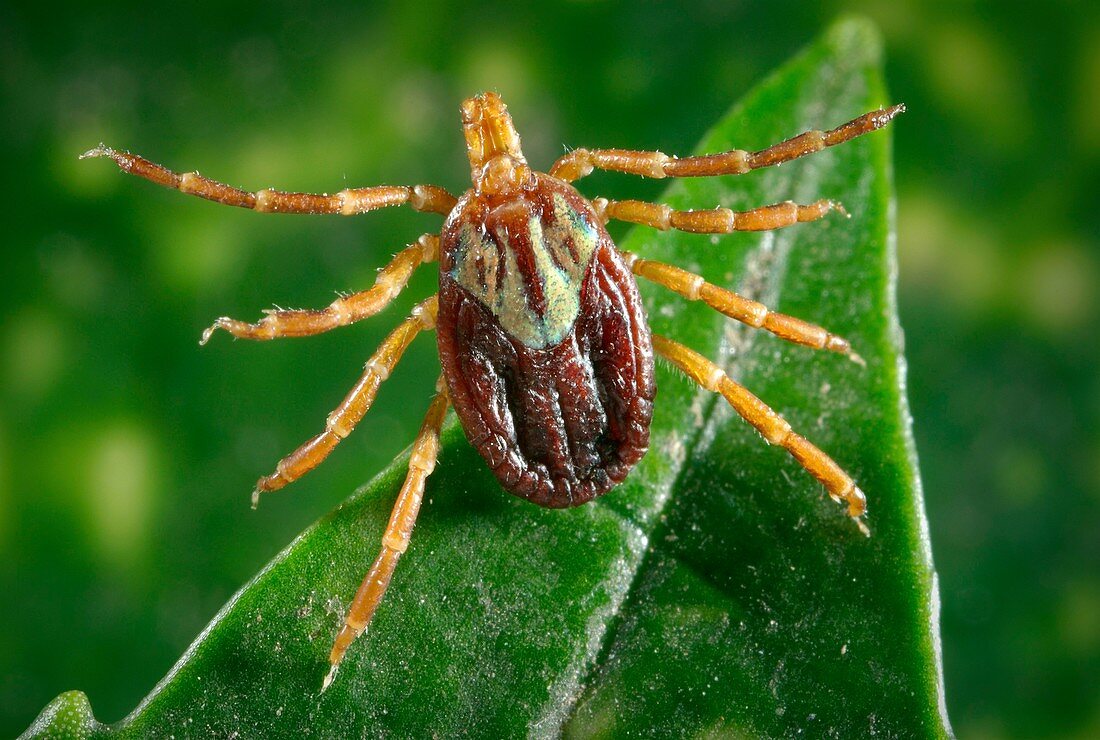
[
  {"xmin": 542, "ymin": 52, "xmax": 866, "ymax": 733},
  {"xmin": 549, "ymin": 225, "xmax": 808, "ymax": 736}
]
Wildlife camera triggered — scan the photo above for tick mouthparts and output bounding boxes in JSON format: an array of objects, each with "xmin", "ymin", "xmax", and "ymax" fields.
[{"xmin": 461, "ymin": 92, "xmax": 526, "ymax": 172}]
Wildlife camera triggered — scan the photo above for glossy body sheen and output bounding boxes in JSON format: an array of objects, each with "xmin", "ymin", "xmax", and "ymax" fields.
[{"xmin": 438, "ymin": 174, "xmax": 655, "ymax": 508}]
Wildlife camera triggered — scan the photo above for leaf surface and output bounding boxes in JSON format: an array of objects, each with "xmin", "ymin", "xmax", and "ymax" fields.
[{"xmin": 24, "ymin": 18, "xmax": 950, "ymax": 739}]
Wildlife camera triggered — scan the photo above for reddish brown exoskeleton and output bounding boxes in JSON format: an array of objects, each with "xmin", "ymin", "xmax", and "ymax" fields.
[{"xmin": 82, "ymin": 92, "xmax": 903, "ymax": 689}]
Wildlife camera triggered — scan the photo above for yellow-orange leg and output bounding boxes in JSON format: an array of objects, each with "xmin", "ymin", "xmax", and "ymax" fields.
[
  {"xmin": 652, "ymin": 333, "xmax": 869, "ymax": 536},
  {"xmin": 323, "ymin": 377, "xmax": 450, "ymax": 691},
  {"xmin": 623, "ymin": 252, "xmax": 862, "ymax": 363},
  {"xmin": 251, "ymin": 296, "xmax": 438, "ymax": 507},
  {"xmin": 593, "ymin": 197, "xmax": 846, "ymax": 234},
  {"xmin": 201, "ymin": 234, "xmax": 440, "ymax": 343},
  {"xmin": 80, "ymin": 145, "xmax": 457, "ymax": 215},
  {"xmin": 550, "ymin": 104, "xmax": 905, "ymax": 182}
]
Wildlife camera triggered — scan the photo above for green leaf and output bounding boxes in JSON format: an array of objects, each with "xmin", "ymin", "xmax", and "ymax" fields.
[{"xmin": 24, "ymin": 17, "xmax": 950, "ymax": 739}]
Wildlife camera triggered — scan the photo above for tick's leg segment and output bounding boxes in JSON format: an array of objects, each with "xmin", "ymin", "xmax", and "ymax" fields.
[
  {"xmin": 323, "ymin": 377, "xmax": 450, "ymax": 691},
  {"xmin": 251, "ymin": 296, "xmax": 438, "ymax": 506},
  {"xmin": 201, "ymin": 235, "xmax": 440, "ymax": 344},
  {"xmin": 623, "ymin": 252, "xmax": 859, "ymax": 360},
  {"xmin": 652, "ymin": 333, "xmax": 869, "ymax": 535},
  {"xmin": 550, "ymin": 104, "xmax": 904, "ymax": 182},
  {"xmin": 80, "ymin": 145, "xmax": 457, "ymax": 215},
  {"xmin": 593, "ymin": 197, "xmax": 845, "ymax": 234}
]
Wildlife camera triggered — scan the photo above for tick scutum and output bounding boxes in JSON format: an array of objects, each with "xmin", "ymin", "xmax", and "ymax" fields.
[{"xmin": 438, "ymin": 173, "xmax": 655, "ymax": 507}]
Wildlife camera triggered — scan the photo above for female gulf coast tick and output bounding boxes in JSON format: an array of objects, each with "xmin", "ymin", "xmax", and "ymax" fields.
[{"xmin": 82, "ymin": 92, "xmax": 903, "ymax": 689}]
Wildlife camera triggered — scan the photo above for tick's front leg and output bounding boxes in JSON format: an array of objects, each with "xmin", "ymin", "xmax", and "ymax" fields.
[{"xmin": 81, "ymin": 145, "xmax": 457, "ymax": 215}]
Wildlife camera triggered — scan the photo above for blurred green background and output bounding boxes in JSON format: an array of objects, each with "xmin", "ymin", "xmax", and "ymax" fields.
[{"xmin": 2, "ymin": 1, "xmax": 1097, "ymax": 737}]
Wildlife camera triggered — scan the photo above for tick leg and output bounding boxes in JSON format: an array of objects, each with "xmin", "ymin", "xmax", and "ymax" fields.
[
  {"xmin": 652, "ymin": 333, "xmax": 869, "ymax": 535},
  {"xmin": 80, "ymin": 145, "xmax": 457, "ymax": 215},
  {"xmin": 251, "ymin": 296, "xmax": 438, "ymax": 506},
  {"xmin": 201, "ymin": 234, "xmax": 440, "ymax": 343},
  {"xmin": 622, "ymin": 252, "xmax": 861, "ymax": 362},
  {"xmin": 593, "ymin": 197, "xmax": 846, "ymax": 234},
  {"xmin": 323, "ymin": 376, "xmax": 450, "ymax": 691},
  {"xmin": 550, "ymin": 105, "xmax": 904, "ymax": 182}
]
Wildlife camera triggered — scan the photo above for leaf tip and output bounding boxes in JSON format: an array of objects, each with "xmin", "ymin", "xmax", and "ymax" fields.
[{"xmin": 823, "ymin": 15, "xmax": 885, "ymax": 69}]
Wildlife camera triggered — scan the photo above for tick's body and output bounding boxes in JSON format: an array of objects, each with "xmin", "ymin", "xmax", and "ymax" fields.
[
  {"xmin": 439, "ymin": 173, "xmax": 654, "ymax": 508},
  {"xmin": 83, "ymin": 91, "xmax": 902, "ymax": 689}
]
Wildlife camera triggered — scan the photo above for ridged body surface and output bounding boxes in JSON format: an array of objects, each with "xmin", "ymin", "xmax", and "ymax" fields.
[{"xmin": 437, "ymin": 174, "xmax": 655, "ymax": 507}]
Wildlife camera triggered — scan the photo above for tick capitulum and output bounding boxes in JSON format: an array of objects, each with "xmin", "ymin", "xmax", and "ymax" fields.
[{"xmin": 82, "ymin": 91, "xmax": 903, "ymax": 690}]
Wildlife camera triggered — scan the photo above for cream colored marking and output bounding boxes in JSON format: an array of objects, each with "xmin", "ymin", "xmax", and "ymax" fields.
[
  {"xmin": 255, "ymin": 188, "xmax": 276, "ymax": 212},
  {"xmin": 367, "ymin": 359, "xmax": 390, "ymax": 381},
  {"xmin": 336, "ymin": 189, "xmax": 355, "ymax": 215},
  {"xmin": 450, "ymin": 193, "xmax": 599, "ymax": 348},
  {"xmin": 686, "ymin": 274, "xmax": 704, "ymax": 300},
  {"xmin": 409, "ymin": 185, "xmax": 430, "ymax": 211},
  {"xmin": 412, "ymin": 303, "xmax": 437, "ymax": 329},
  {"xmin": 704, "ymin": 366, "xmax": 724, "ymax": 392},
  {"xmin": 179, "ymin": 172, "xmax": 200, "ymax": 194},
  {"xmin": 418, "ymin": 234, "xmax": 440, "ymax": 262}
]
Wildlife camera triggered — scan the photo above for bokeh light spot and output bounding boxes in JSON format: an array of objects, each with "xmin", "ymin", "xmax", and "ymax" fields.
[
  {"xmin": 460, "ymin": 44, "xmax": 533, "ymax": 110},
  {"xmin": 84, "ymin": 421, "xmax": 160, "ymax": 570},
  {"xmin": 150, "ymin": 212, "xmax": 249, "ymax": 292},
  {"xmin": 923, "ymin": 24, "xmax": 1029, "ymax": 151},
  {"xmin": 38, "ymin": 232, "xmax": 110, "ymax": 312},
  {"xmin": 1058, "ymin": 580, "xmax": 1100, "ymax": 655},
  {"xmin": 1016, "ymin": 242, "xmax": 1097, "ymax": 335},
  {"xmin": 993, "ymin": 446, "xmax": 1045, "ymax": 507},
  {"xmin": 2, "ymin": 310, "xmax": 67, "ymax": 402},
  {"xmin": 0, "ymin": 426, "xmax": 8, "ymax": 550},
  {"xmin": 898, "ymin": 188, "xmax": 1005, "ymax": 316},
  {"xmin": 1073, "ymin": 31, "xmax": 1100, "ymax": 155}
]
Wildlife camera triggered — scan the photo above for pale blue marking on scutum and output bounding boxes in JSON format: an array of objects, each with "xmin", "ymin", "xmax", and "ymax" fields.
[{"xmin": 450, "ymin": 193, "xmax": 600, "ymax": 349}]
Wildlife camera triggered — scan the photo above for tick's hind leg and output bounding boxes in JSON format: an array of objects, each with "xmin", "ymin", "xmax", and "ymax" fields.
[
  {"xmin": 550, "ymin": 105, "xmax": 904, "ymax": 182},
  {"xmin": 623, "ymin": 252, "xmax": 861, "ymax": 362},
  {"xmin": 251, "ymin": 297, "xmax": 438, "ymax": 507},
  {"xmin": 201, "ymin": 235, "xmax": 439, "ymax": 343},
  {"xmin": 323, "ymin": 377, "xmax": 450, "ymax": 691},
  {"xmin": 594, "ymin": 196, "xmax": 846, "ymax": 235},
  {"xmin": 80, "ymin": 146, "xmax": 457, "ymax": 215},
  {"xmin": 652, "ymin": 333, "xmax": 868, "ymax": 535}
]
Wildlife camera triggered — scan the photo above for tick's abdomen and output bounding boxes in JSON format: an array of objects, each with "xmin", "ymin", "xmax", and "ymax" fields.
[{"xmin": 438, "ymin": 175, "xmax": 655, "ymax": 507}]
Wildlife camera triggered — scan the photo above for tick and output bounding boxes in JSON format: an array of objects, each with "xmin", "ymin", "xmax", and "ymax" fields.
[{"xmin": 82, "ymin": 92, "xmax": 903, "ymax": 689}]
